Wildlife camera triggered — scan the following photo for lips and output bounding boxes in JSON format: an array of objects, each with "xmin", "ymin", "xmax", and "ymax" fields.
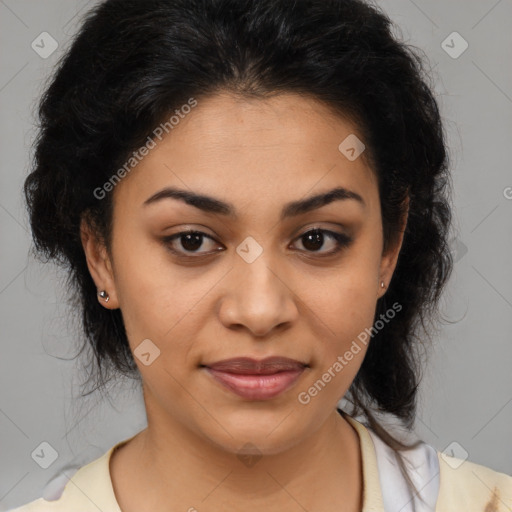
[
  {"xmin": 205, "ymin": 356, "xmax": 307, "ymax": 374},
  {"xmin": 203, "ymin": 356, "xmax": 308, "ymax": 400}
]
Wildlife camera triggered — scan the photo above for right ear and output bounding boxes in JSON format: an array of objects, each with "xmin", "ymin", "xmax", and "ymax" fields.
[{"xmin": 80, "ymin": 215, "xmax": 120, "ymax": 309}]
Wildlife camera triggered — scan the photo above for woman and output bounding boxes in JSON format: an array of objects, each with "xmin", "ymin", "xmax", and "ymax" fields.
[{"xmin": 12, "ymin": 0, "xmax": 512, "ymax": 510}]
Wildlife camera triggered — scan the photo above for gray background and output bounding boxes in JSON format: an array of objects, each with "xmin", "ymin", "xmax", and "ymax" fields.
[{"xmin": 1, "ymin": 0, "xmax": 511, "ymax": 509}]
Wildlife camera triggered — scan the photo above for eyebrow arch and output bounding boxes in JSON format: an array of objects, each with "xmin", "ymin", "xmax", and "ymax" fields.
[{"xmin": 143, "ymin": 185, "xmax": 365, "ymax": 221}]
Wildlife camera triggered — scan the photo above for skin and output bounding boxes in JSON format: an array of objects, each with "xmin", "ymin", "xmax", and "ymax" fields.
[{"xmin": 81, "ymin": 91, "xmax": 408, "ymax": 512}]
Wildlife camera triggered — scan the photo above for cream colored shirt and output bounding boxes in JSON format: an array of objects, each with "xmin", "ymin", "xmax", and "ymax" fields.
[{"xmin": 10, "ymin": 415, "xmax": 512, "ymax": 511}]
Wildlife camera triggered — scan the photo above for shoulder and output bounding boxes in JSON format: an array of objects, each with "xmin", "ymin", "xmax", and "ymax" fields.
[
  {"xmin": 8, "ymin": 498, "xmax": 55, "ymax": 512},
  {"xmin": 7, "ymin": 437, "xmax": 130, "ymax": 512},
  {"xmin": 437, "ymin": 452, "xmax": 512, "ymax": 511},
  {"xmin": 7, "ymin": 468, "xmax": 82, "ymax": 511},
  {"xmin": 354, "ymin": 413, "xmax": 512, "ymax": 512}
]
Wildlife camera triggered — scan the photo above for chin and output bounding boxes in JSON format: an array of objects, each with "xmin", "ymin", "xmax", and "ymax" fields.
[{"xmin": 198, "ymin": 407, "xmax": 308, "ymax": 456}]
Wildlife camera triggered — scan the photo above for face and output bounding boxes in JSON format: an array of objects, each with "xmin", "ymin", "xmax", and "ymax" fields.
[{"xmin": 81, "ymin": 92, "xmax": 406, "ymax": 456}]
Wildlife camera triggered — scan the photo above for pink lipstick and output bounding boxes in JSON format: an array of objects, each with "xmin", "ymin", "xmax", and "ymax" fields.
[{"xmin": 203, "ymin": 356, "xmax": 307, "ymax": 400}]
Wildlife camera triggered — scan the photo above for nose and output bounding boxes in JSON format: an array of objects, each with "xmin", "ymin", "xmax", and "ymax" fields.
[{"xmin": 217, "ymin": 252, "xmax": 299, "ymax": 338}]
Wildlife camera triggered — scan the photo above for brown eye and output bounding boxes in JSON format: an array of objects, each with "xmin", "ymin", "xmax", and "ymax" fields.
[
  {"xmin": 292, "ymin": 228, "xmax": 353, "ymax": 256},
  {"xmin": 162, "ymin": 230, "xmax": 222, "ymax": 256},
  {"xmin": 178, "ymin": 232, "xmax": 206, "ymax": 252}
]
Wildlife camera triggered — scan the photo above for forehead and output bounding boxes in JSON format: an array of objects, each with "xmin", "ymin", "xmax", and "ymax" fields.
[{"xmin": 112, "ymin": 92, "xmax": 378, "ymax": 217}]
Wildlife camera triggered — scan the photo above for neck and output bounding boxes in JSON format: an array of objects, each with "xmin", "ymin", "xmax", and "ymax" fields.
[{"xmin": 111, "ymin": 409, "xmax": 363, "ymax": 512}]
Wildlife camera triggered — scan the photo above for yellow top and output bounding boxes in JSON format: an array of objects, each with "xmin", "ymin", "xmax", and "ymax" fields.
[{"xmin": 9, "ymin": 415, "xmax": 512, "ymax": 511}]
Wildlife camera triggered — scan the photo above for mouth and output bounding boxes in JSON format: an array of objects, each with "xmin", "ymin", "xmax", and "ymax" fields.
[{"xmin": 201, "ymin": 356, "xmax": 309, "ymax": 400}]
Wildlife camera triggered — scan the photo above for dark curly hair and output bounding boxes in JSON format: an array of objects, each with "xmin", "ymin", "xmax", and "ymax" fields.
[{"xmin": 24, "ymin": 0, "xmax": 453, "ymax": 504}]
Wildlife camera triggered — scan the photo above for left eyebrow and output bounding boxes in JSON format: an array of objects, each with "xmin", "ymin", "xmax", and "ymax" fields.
[{"xmin": 143, "ymin": 185, "xmax": 366, "ymax": 221}]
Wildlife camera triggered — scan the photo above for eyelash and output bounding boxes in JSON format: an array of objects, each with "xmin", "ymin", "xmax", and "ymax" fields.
[{"xmin": 161, "ymin": 228, "xmax": 353, "ymax": 260}]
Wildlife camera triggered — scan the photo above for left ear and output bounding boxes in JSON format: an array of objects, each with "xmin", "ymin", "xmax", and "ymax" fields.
[{"xmin": 378, "ymin": 195, "xmax": 409, "ymax": 298}]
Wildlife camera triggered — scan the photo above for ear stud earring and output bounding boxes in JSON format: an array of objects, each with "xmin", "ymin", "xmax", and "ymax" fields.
[
  {"xmin": 98, "ymin": 290, "xmax": 110, "ymax": 303},
  {"xmin": 380, "ymin": 281, "xmax": 385, "ymax": 289}
]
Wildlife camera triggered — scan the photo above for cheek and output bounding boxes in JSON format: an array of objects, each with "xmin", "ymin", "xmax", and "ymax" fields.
[
  {"xmin": 314, "ymin": 286, "xmax": 375, "ymax": 365},
  {"xmin": 110, "ymin": 226, "xmax": 203, "ymax": 350},
  {"xmin": 303, "ymin": 255, "xmax": 379, "ymax": 379},
  {"xmin": 297, "ymin": 285, "xmax": 376, "ymax": 407}
]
